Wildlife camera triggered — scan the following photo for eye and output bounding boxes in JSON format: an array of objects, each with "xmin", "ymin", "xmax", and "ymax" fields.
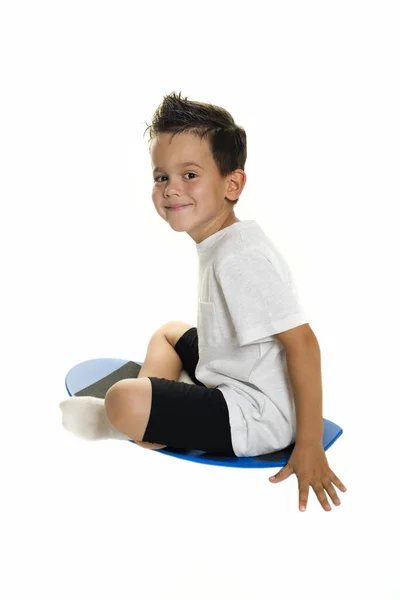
[{"xmin": 154, "ymin": 172, "xmax": 197, "ymax": 183}]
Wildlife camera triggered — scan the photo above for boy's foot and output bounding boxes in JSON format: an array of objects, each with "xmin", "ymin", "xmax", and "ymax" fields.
[{"xmin": 59, "ymin": 396, "xmax": 131, "ymax": 441}]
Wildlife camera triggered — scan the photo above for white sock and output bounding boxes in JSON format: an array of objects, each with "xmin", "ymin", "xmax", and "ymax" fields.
[{"xmin": 59, "ymin": 396, "xmax": 131, "ymax": 441}]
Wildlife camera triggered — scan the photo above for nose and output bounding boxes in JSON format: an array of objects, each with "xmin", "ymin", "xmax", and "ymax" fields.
[
  {"xmin": 165, "ymin": 186, "xmax": 176, "ymax": 198},
  {"xmin": 164, "ymin": 177, "xmax": 183, "ymax": 198}
]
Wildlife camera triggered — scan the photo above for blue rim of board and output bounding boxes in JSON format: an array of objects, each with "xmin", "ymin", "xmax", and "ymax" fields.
[{"xmin": 65, "ymin": 358, "xmax": 343, "ymax": 469}]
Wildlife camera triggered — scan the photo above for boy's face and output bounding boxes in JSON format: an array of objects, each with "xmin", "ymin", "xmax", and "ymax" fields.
[{"xmin": 150, "ymin": 132, "xmax": 245, "ymax": 243}]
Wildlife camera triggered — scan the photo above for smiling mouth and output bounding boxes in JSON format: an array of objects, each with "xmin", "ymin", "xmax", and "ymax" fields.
[{"xmin": 166, "ymin": 205, "xmax": 192, "ymax": 211}]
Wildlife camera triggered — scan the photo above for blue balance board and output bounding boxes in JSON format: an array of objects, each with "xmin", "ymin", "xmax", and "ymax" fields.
[{"xmin": 65, "ymin": 358, "xmax": 343, "ymax": 469}]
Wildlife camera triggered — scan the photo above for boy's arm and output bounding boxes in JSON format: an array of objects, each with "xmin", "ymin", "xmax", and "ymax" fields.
[
  {"xmin": 285, "ymin": 340, "xmax": 324, "ymax": 444},
  {"xmin": 273, "ymin": 324, "xmax": 323, "ymax": 443},
  {"xmin": 271, "ymin": 326, "xmax": 347, "ymax": 512}
]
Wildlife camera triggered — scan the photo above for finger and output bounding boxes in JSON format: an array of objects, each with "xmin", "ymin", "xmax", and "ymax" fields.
[
  {"xmin": 298, "ymin": 481, "xmax": 309, "ymax": 512},
  {"xmin": 323, "ymin": 478, "xmax": 342, "ymax": 506},
  {"xmin": 313, "ymin": 483, "xmax": 331, "ymax": 511},
  {"xmin": 269, "ymin": 464, "xmax": 292, "ymax": 483},
  {"xmin": 329, "ymin": 470, "xmax": 347, "ymax": 492}
]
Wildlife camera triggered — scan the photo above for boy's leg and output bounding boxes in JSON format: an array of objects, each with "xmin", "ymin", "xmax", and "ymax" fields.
[
  {"xmin": 59, "ymin": 321, "xmax": 194, "ymax": 446},
  {"xmin": 130, "ymin": 321, "xmax": 194, "ymax": 449},
  {"xmin": 136, "ymin": 321, "xmax": 192, "ymax": 380}
]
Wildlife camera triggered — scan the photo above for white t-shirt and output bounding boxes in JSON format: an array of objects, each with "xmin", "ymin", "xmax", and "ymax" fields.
[{"xmin": 195, "ymin": 220, "xmax": 308, "ymax": 457}]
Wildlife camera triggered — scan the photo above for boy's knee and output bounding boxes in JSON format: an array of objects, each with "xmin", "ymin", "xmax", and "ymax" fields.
[{"xmin": 156, "ymin": 320, "xmax": 193, "ymax": 347}]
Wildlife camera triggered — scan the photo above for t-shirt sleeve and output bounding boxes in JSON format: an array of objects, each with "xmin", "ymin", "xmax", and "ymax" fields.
[{"xmin": 215, "ymin": 251, "xmax": 309, "ymax": 347}]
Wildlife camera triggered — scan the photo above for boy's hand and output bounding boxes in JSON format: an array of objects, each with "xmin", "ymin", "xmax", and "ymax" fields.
[{"xmin": 269, "ymin": 442, "xmax": 347, "ymax": 512}]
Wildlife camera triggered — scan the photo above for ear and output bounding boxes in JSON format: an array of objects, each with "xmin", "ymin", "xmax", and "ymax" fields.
[{"xmin": 226, "ymin": 169, "xmax": 246, "ymax": 200}]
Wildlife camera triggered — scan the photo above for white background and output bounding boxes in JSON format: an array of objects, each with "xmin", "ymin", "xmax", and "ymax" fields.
[{"xmin": 1, "ymin": 1, "xmax": 399, "ymax": 598}]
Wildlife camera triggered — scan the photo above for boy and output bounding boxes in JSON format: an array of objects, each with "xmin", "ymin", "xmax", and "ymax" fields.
[{"xmin": 60, "ymin": 91, "xmax": 346, "ymax": 512}]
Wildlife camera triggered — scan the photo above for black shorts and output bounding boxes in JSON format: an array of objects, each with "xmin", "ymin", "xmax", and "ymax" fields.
[{"xmin": 142, "ymin": 327, "xmax": 236, "ymax": 456}]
